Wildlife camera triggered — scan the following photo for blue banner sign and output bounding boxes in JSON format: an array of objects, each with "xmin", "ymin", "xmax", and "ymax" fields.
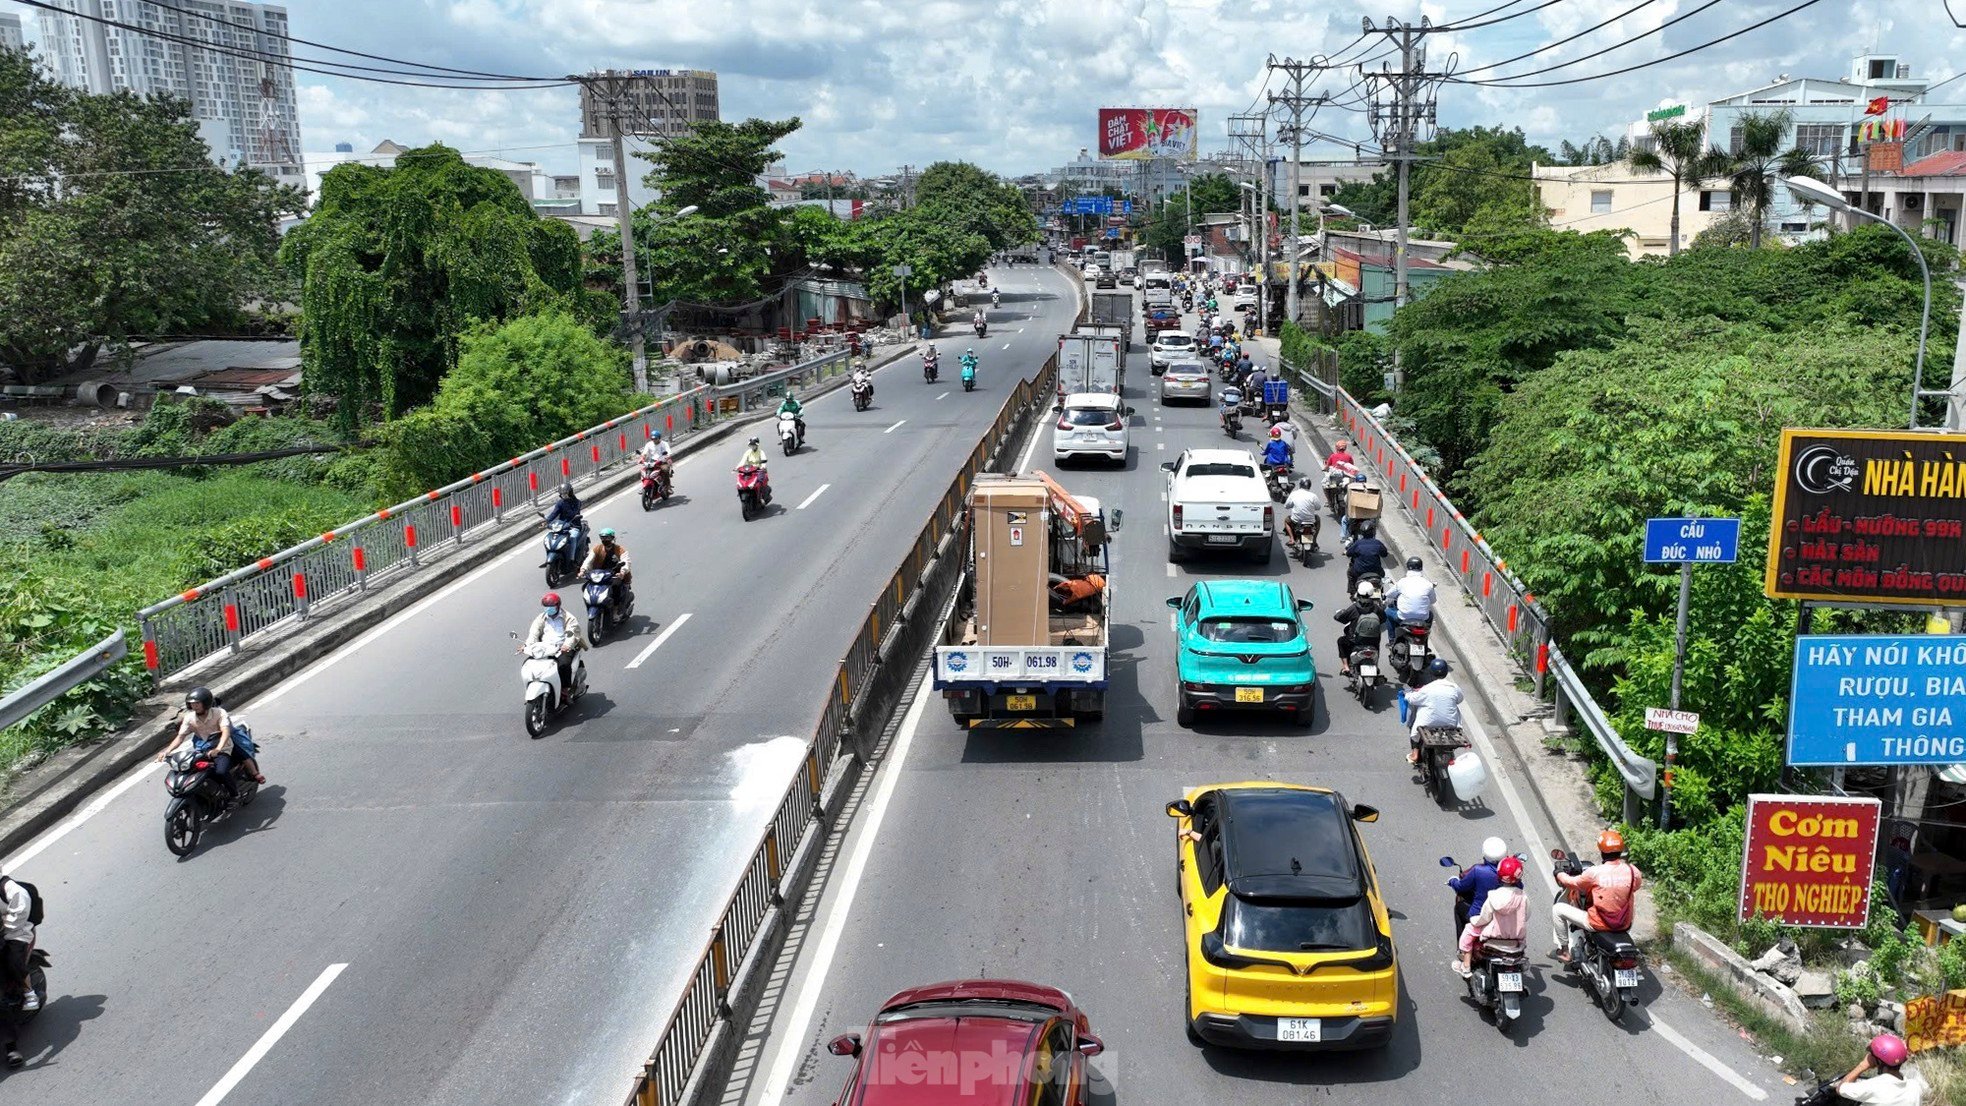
[
  {"xmin": 1643, "ymin": 517, "xmax": 1741, "ymax": 564},
  {"xmin": 1788, "ymin": 633, "xmax": 1966, "ymax": 765},
  {"xmin": 1058, "ymin": 198, "xmax": 1133, "ymax": 216}
]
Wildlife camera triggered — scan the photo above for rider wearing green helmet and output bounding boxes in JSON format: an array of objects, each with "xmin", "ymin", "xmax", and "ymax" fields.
[{"xmin": 580, "ymin": 526, "xmax": 632, "ymax": 599}]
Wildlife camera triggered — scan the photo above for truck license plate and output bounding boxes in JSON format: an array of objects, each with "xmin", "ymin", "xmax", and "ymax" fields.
[
  {"xmin": 1206, "ymin": 534, "xmax": 1238, "ymax": 545},
  {"xmin": 1006, "ymin": 694, "xmax": 1037, "ymax": 711},
  {"xmin": 1497, "ymin": 971, "xmax": 1524, "ymax": 993},
  {"xmin": 1235, "ymin": 687, "xmax": 1264, "ymax": 703},
  {"xmin": 1276, "ymin": 1017, "xmax": 1320, "ymax": 1043},
  {"xmin": 1614, "ymin": 968, "xmax": 1640, "ymax": 988}
]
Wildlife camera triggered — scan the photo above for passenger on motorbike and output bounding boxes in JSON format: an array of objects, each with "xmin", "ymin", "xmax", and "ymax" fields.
[
  {"xmin": 1331, "ymin": 579, "xmax": 1384, "ymax": 677},
  {"xmin": 1344, "ymin": 519, "xmax": 1390, "ymax": 591},
  {"xmin": 1834, "ymin": 1034, "xmax": 1927, "ymax": 1105},
  {"xmin": 1552, "ymin": 829, "xmax": 1644, "ymax": 963},
  {"xmin": 1383, "ymin": 556, "xmax": 1438, "ymax": 633},
  {"xmin": 1339, "ymin": 472, "xmax": 1373, "ymax": 538},
  {"xmin": 1456, "ymin": 856, "xmax": 1528, "ymax": 978},
  {"xmin": 1261, "ymin": 426, "xmax": 1294, "ymax": 470},
  {"xmin": 525, "ymin": 593, "xmax": 584, "ymax": 706},
  {"xmin": 1283, "ymin": 477, "xmax": 1319, "ymax": 547},
  {"xmin": 580, "ymin": 528, "xmax": 632, "ymax": 600},
  {"xmin": 1450, "ymin": 836, "xmax": 1509, "ymax": 930},
  {"xmin": 1404, "ymin": 658, "xmax": 1464, "ymax": 764},
  {"xmin": 1218, "ymin": 385, "xmax": 1243, "ymax": 426}
]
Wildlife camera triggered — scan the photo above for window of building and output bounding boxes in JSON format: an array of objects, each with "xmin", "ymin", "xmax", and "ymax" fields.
[
  {"xmin": 1590, "ymin": 190, "xmax": 1613, "ymax": 214},
  {"xmin": 1795, "ymin": 124, "xmax": 1842, "ymax": 157},
  {"xmin": 1728, "ymin": 126, "xmax": 1744, "ymax": 156},
  {"xmin": 1698, "ymin": 190, "xmax": 1733, "ymax": 212},
  {"xmin": 599, "ymin": 203, "xmax": 617, "ymax": 217}
]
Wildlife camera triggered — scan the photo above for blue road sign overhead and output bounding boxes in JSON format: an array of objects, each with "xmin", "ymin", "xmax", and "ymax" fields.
[
  {"xmin": 1788, "ymin": 633, "xmax": 1966, "ymax": 765},
  {"xmin": 1644, "ymin": 517, "xmax": 1741, "ymax": 564}
]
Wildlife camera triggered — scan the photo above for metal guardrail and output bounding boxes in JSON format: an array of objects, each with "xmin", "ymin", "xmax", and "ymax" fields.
[
  {"xmin": 0, "ymin": 631, "xmax": 127, "ymax": 732},
  {"xmin": 134, "ymin": 350, "xmax": 855, "ymax": 680},
  {"xmin": 1323, "ymin": 387, "xmax": 1658, "ymax": 801},
  {"xmin": 624, "ymin": 349, "xmax": 1064, "ymax": 1106}
]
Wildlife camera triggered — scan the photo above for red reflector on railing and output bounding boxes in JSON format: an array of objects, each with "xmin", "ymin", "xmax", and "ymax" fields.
[
  {"xmin": 1400, "ymin": 472, "xmax": 1406, "ymax": 492},
  {"xmin": 450, "ymin": 504, "xmax": 463, "ymax": 529},
  {"xmin": 528, "ymin": 470, "xmax": 539, "ymax": 491},
  {"xmin": 1426, "ymin": 507, "xmax": 1434, "ymax": 529},
  {"xmin": 405, "ymin": 525, "xmax": 418, "ymax": 548},
  {"xmin": 1441, "ymin": 527, "xmax": 1452, "ymax": 549},
  {"xmin": 352, "ymin": 547, "xmax": 366, "ymax": 572},
  {"xmin": 1507, "ymin": 605, "xmax": 1519, "ymax": 633},
  {"xmin": 618, "ymin": 433, "xmax": 627, "ymax": 450},
  {"xmin": 142, "ymin": 638, "xmax": 160, "ymax": 670},
  {"xmin": 590, "ymin": 444, "xmax": 601, "ymax": 463},
  {"xmin": 560, "ymin": 457, "xmax": 571, "ymax": 477},
  {"xmin": 1483, "ymin": 571, "xmax": 1493, "ymax": 597},
  {"xmin": 491, "ymin": 487, "xmax": 503, "ymax": 508},
  {"xmin": 1536, "ymin": 642, "xmax": 1550, "ymax": 673},
  {"xmin": 223, "ymin": 604, "xmax": 239, "ymax": 632},
  {"xmin": 1411, "ymin": 489, "xmax": 1420, "ymax": 509},
  {"xmin": 293, "ymin": 573, "xmax": 308, "ymax": 600},
  {"xmin": 1461, "ymin": 549, "xmax": 1471, "ymax": 573}
]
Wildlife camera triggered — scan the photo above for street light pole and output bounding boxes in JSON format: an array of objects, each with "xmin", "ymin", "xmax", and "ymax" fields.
[{"xmin": 1782, "ymin": 175, "xmax": 1932, "ymax": 428}]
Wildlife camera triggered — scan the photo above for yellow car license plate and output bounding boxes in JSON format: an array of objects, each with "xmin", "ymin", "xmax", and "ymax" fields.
[
  {"xmin": 1006, "ymin": 694, "xmax": 1037, "ymax": 711},
  {"xmin": 1235, "ymin": 686, "xmax": 1264, "ymax": 703}
]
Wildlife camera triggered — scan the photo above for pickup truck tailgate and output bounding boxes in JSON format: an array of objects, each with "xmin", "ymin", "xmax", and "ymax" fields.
[{"xmin": 934, "ymin": 645, "xmax": 1108, "ymax": 685}]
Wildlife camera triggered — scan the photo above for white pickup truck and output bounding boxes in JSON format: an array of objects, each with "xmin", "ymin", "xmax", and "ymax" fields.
[{"xmin": 1162, "ymin": 448, "xmax": 1273, "ymax": 564}]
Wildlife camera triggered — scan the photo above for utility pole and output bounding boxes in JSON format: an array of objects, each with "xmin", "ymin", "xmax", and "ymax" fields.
[
  {"xmin": 573, "ymin": 72, "xmax": 655, "ymax": 392},
  {"xmin": 1269, "ymin": 56, "xmax": 1328, "ymax": 333},
  {"xmin": 1362, "ymin": 16, "xmax": 1445, "ymax": 390},
  {"xmin": 1228, "ymin": 112, "xmax": 1268, "ymax": 317}
]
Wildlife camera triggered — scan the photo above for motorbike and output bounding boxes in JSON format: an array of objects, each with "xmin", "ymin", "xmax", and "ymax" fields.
[
  {"xmin": 851, "ymin": 378, "xmax": 873, "ymax": 411},
  {"xmin": 923, "ymin": 353, "xmax": 939, "ymax": 383},
  {"xmin": 992, "ymin": 291, "xmax": 1001, "ymax": 307},
  {"xmin": 1285, "ymin": 513, "xmax": 1321, "ymax": 565},
  {"xmin": 1346, "ymin": 641, "xmax": 1384, "ymax": 706},
  {"xmin": 778, "ymin": 412, "xmax": 804, "ymax": 455},
  {"xmin": 1324, "ymin": 471, "xmax": 1353, "ymax": 519},
  {"xmin": 541, "ymin": 516, "xmax": 588, "ymax": 587},
  {"xmin": 1220, "ymin": 404, "xmax": 1242, "ymax": 438},
  {"xmin": 1, "ymin": 942, "xmax": 49, "ymax": 1068},
  {"xmin": 1264, "ymin": 464, "xmax": 1293, "ymax": 503},
  {"xmin": 582, "ymin": 567, "xmax": 632, "ymax": 646},
  {"xmin": 517, "ymin": 633, "xmax": 586, "ymax": 738},
  {"xmin": 1553, "ymin": 849, "xmax": 1646, "ymax": 1021},
  {"xmin": 163, "ymin": 744, "xmax": 261, "ymax": 857},
  {"xmin": 961, "ymin": 360, "xmax": 977, "ymax": 392},
  {"xmin": 639, "ymin": 461, "xmax": 673, "ymax": 511},
  {"xmin": 1440, "ymin": 857, "xmax": 1529, "ymax": 1032},
  {"xmin": 1388, "ymin": 615, "xmax": 1436, "ymax": 687},
  {"xmin": 974, "ymin": 319, "xmax": 988, "ymax": 339},
  {"xmin": 1411, "ymin": 724, "xmax": 1469, "ymax": 809},
  {"xmin": 736, "ymin": 463, "xmax": 773, "ymax": 519}
]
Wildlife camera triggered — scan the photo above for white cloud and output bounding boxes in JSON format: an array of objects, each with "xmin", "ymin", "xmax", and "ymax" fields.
[{"xmin": 278, "ymin": 0, "xmax": 1966, "ymax": 176}]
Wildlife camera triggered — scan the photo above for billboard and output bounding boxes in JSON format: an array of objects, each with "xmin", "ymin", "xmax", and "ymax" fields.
[
  {"xmin": 1737, "ymin": 794, "xmax": 1880, "ymax": 928},
  {"xmin": 1788, "ymin": 633, "xmax": 1966, "ymax": 765},
  {"xmin": 1098, "ymin": 108, "xmax": 1199, "ymax": 161},
  {"xmin": 1765, "ymin": 428, "xmax": 1966, "ymax": 605}
]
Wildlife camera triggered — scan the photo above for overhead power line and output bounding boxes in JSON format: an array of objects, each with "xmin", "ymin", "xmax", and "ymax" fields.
[
  {"xmin": 1456, "ymin": 0, "xmax": 1662, "ymax": 76},
  {"xmin": 1436, "ymin": 0, "xmax": 1569, "ymax": 32},
  {"xmin": 1452, "ymin": 0, "xmax": 1825, "ymax": 89},
  {"xmin": 149, "ymin": 0, "xmax": 560, "ymax": 80}
]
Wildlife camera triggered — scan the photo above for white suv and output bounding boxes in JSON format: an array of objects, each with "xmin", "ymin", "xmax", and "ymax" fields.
[
  {"xmin": 1150, "ymin": 331, "xmax": 1198, "ymax": 372},
  {"xmin": 1052, "ymin": 392, "xmax": 1132, "ymax": 466}
]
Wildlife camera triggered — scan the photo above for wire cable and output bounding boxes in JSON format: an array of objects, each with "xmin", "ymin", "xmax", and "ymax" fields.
[
  {"xmin": 1452, "ymin": 0, "xmax": 1725, "ymax": 84},
  {"xmin": 1456, "ymin": 0, "xmax": 1662, "ymax": 76},
  {"xmin": 1436, "ymin": 0, "xmax": 1569, "ymax": 32},
  {"xmin": 142, "ymin": 0, "xmax": 561, "ymax": 80},
  {"xmin": 1455, "ymin": 0, "xmax": 1823, "ymax": 90}
]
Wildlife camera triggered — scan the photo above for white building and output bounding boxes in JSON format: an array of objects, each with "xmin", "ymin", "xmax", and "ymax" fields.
[
  {"xmin": 305, "ymin": 140, "xmax": 583, "ymax": 218},
  {"xmin": 1266, "ymin": 159, "xmax": 1382, "ymax": 211},
  {"xmin": 0, "ymin": 13, "xmax": 24, "ymax": 52},
  {"xmin": 36, "ymin": 0, "xmax": 303, "ymax": 186}
]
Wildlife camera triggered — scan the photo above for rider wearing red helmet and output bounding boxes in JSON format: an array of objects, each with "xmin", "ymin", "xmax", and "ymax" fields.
[
  {"xmin": 1455, "ymin": 854, "xmax": 1527, "ymax": 978},
  {"xmin": 1835, "ymin": 1033, "xmax": 1925, "ymax": 1104},
  {"xmin": 1552, "ymin": 829, "xmax": 1643, "ymax": 963},
  {"xmin": 525, "ymin": 592, "xmax": 584, "ymax": 706}
]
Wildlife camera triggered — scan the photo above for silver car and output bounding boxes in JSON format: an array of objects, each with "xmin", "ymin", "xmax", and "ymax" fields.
[{"xmin": 1159, "ymin": 361, "xmax": 1212, "ymax": 405}]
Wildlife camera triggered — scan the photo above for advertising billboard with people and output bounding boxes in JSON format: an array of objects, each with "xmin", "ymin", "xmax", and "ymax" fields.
[{"xmin": 1097, "ymin": 108, "xmax": 1199, "ymax": 160}]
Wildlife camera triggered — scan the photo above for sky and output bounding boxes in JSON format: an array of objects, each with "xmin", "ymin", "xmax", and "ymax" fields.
[{"xmin": 17, "ymin": 0, "xmax": 1966, "ymax": 178}]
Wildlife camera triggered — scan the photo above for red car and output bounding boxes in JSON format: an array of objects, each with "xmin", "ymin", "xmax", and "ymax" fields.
[{"xmin": 826, "ymin": 980, "xmax": 1104, "ymax": 1106}]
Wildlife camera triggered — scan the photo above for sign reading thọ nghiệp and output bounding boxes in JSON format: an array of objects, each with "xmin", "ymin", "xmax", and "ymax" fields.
[
  {"xmin": 1738, "ymin": 794, "xmax": 1880, "ymax": 928},
  {"xmin": 1766, "ymin": 428, "xmax": 1966, "ymax": 606}
]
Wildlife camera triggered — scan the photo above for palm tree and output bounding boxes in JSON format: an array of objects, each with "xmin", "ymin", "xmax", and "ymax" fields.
[
  {"xmin": 1717, "ymin": 109, "xmax": 1819, "ymax": 248},
  {"xmin": 1629, "ymin": 118, "xmax": 1729, "ymax": 256}
]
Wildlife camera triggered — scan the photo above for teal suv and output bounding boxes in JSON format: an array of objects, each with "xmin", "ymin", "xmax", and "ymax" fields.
[{"xmin": 1167, "ymin": 580, "xmax": 1317, "ymax": 727}]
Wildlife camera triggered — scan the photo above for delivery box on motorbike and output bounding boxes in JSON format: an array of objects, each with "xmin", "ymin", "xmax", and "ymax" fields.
[{"xmin": 1346, "ymin": 484, "xmax": 1383, "ymax": 520}]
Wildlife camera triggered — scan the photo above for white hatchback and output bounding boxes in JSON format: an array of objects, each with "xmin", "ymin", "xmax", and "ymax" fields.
[{"xmin": 1052, "ymin": 392, "xmax": 1132, "ymax": 466}]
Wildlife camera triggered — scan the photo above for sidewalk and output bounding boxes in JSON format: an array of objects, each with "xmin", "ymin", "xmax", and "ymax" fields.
[{"xmin": 1247, "ymin": 333, "xmax": 1659, "ymax": 941}]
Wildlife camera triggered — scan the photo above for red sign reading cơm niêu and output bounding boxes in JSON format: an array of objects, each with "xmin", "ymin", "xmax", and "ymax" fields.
[{"xmin": 1738, "ymin": 794, "xmax": 1881, "ymax": 928}]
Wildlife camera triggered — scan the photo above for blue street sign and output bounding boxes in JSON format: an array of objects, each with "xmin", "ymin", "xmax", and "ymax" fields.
[
  {"xmin": 1788, "ymin": 634, "xmax": 1966, "ymax": 765},
  {"xmin": 1643, "ymin": 517, "xmax": 1741, "ymax": 564}
]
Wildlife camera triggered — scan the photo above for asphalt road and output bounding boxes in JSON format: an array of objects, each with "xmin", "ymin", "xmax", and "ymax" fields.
[
  {"xmin": 0, "ymin": 265, "xmax": 1082, "ymax": 1105},
  {"xmin": 737, "ymin": 287, "xmax": 1792, "ymax": 1106}
]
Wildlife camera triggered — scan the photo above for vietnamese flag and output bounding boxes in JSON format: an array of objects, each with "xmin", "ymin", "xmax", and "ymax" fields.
[{"xmin": 1865, "ymin": 96, "xmax": 1890, "ymax": 115}]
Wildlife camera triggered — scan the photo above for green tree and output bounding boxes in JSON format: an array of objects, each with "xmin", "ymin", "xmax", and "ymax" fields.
[
  {"xmin": 0, "ymin": 47, "xmax": 304, "ymax": 382},
  {"xmin": 1629, "ymin": 118, "xmax": 1729, "ymax": 257},
  {"xmin": 914, "ymin": 161, "xmax": 1039, "ymax": 251},
  {"xmin": 1142, "ymin": 173, "xmax": 1239, "ymax": 259},
  {"xmin": 377, "ymin": 310, "xmax": 631, "ymax": 496},
  {"xmin": 281, "ymin": 145, "xmax": 590, "ymax": 423},
  {"xmin": 1716, "ymin": 110, "xmax": 1816, "ymax": 249},
  {"xmin": 1331, "ymin": 126, "xmax": 1555, "ymax": 235}
]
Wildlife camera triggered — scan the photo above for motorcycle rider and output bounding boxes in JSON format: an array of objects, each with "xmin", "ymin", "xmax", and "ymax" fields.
[
  {"xmin": 638, "ymin": 431, "xmax": 672, "ymax": 469},
  {"xmin": 922, "ymin": 346, "xmax": 940, "ymax": 378},
  {"xmin": 1383, "ymin": 556, "xmax": 1439, "ymax": 636},
  {"xmin": 1404, "ymin": 658, "xmax": 1465, "ymax": 765},
  {"xmin": 1332, "ymin": 579, "xmax": 1385, "ymax": 678},
  {"xmin": 991, "ymin": 289, "xmax": 1001, "ymax": 307},
  {"xmin": 2, "ymin": 872, "xmax": 38, "ymax": 1013},
  {"xmin": 775, "ymin": 392, "xmax": 806, "ymax": 444},
  {"xmin": 738, "ymin": 435, "xmax": 769, "ymax": 471},
  {"xmin": 849, "ymin": 366, "xmax": 874, "ymax": 406},
  {"xmin": 1283, "ymin": 476, "xmax": 1320, "ymax": 549},
  {"xmin": 1339, "ymin": 472, "xmax": 1373, "ymax": 538},
  {"xmin": 972, "ymin": 309, "xmax": 986, "ymax": 334},
  {"xmin": 959, "ymin": 348, "xmax": 980, "ymax": 382},
  {"xmin": 544, "ymin": 482, "xmax": 584, "ymax": 530},
  {"xmin": 1325, "ymin": 438, "xmax": 1357, "ymax": 470},
  {"xmin": 1449, "ymin": 836, "xmax": 1509, "ymax": 936},
  {"xmin": 1456, "ymin": 855, "xmax": 1528, "ymax": 978},
  {"xmin": 579, "ymin": 527, "xmax": 632, "ymax": 609},
  {"xmin": 1218, "ymin": 383, "xmax": 1243, "ymax": 431},
  {"xmin": 1552, "ymin": 828, "xmax": 1644, "ymax": 963},
  {"xmin": 1344, "ymin": 519, "xmax": 1390, "ymax": 593},
  {"xmin": 156, "ymin": 686, "xmax": 264, "ymax": 794},
  {"xmin": 1834, "ymin": 1034, "xmax": 1927, "ymax": 1105},
  {"xmin": 524, "ymin": 592, "xmax": 584, "ymax": 707}
]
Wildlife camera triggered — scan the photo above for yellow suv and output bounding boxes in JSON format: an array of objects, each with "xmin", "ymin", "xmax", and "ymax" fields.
[{"xmin": 1166, "ymin": 782, "xmax": 1397, "ymax": 1049}]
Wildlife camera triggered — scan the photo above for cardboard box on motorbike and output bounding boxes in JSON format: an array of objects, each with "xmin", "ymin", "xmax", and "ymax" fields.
[{"xmin": 1346, "ymin": 484, "xmax": 1383, "ymax": 521}]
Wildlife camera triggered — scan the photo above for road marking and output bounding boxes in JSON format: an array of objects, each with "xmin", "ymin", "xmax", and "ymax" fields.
[
  {"xmin": 194, "ymin": 963, "xmax": 347, "ymax": 1106},
  {"xmin": 1015, "ymin": 403, "xmax": 1047, "ymax": 472},
  {"xmin": 625, "ymin": 612, "xmax": 693, "ymax": 670},
  {"xmin": 756, "ymin": 680, "xmax": 934, "ymax": 1106},
  {"xmin": 1157, "ymin": 442, "xmax": 1166, "ymax": 451},
  {"xmin": 883, "ymin": 419, "xmax": 906, "ymax": 434},
  {"xmin": 1651, "ymin": 1016, "xmax": 1769, "ymax": 1100},
  {"xmin": 1000, "ymin": 342, "xmax": 1011, "ymax": 350},
  {"xmin": 796, "ymin": 484, "xmax": 831, "ymax": 510},
  {"xmin": 1165, "ymin": 562, "xmax": 1176, "ymax": 577},
  {"xmin": 1154, "ymin": 426, "xmax": 1163, "ymax": 433},
  {"xmin": 3, "ymin": 760, "xmax": 159, "ymax": 870},
  {"xmin": 936, "ymin": 391, "xmax": 950, "ymax": 401}
]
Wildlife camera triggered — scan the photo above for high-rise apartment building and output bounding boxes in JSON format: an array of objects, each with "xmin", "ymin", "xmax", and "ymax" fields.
[
  {"xmin": 0, "ymin": 13, "xmax": 25, "ymax": 52},
  {"xmin": 36, "ymin": 0, "xmax": 303, "ymax": 184},
  {"xmin": 575, "ymin": 68, "xmax": 720, "ymax": 217}
]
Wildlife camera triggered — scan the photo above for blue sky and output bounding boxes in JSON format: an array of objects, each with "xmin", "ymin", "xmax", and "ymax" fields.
[{"xmin": 17, "ymin": 0, "xmax": 1966, "ymax": 177}]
